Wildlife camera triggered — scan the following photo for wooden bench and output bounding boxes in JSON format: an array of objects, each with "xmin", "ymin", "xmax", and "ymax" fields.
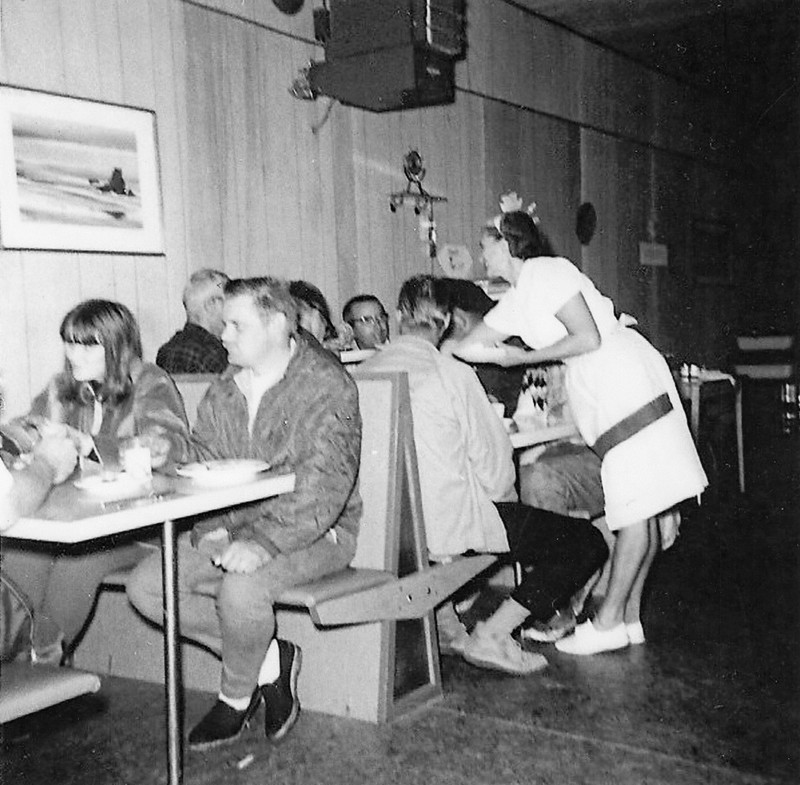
[{"xmin": 73, "ymin": 370, "xmax": 495, "ymax": 722}]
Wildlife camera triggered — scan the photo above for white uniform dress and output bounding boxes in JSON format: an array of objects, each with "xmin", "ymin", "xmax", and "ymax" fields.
[
  {"xmin": 485, "ymin": 256, "xmax": 707, "ymax": 530},
  {"xmin": 0, "ymin": 459, "xmax": 15, "ymax": 531}
]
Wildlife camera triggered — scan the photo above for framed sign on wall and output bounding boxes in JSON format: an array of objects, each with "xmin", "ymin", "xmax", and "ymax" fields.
[{"xmin": 0, "ymin": 84, "xmax": 164, "ymax": 254}]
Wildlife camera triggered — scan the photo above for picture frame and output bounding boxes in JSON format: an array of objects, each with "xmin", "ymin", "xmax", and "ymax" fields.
[
  {"xmin": 692, "ymin": 218, "xmax": 732, "ymax": 284},
  {"xmin": 0, "ymin": 85, "xmax": 164, "ymax": 254}
]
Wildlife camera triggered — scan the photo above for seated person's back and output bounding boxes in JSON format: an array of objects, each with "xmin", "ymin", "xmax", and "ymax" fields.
[{"xmin": 157, "ymin": 268, "xmax": 229, "ymax": 374}]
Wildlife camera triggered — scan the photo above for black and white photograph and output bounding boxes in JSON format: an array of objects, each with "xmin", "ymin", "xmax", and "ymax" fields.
[{"xmin": 0, "ymin": 2, "xmax": 796, "ymax": 785}]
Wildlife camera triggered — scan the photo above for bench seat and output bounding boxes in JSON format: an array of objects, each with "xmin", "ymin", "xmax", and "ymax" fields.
[
  {"xmin": 0, "ymin": 662, "xmax": 101, "ymax": 724},
  {"xmin": 73, "ymin": 371, "xmax": 497, "ymax": 722}
]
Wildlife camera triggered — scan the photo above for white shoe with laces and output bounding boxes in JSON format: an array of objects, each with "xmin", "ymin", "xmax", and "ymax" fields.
[{"xmin": 462, "ymin": 622, "xmax": 548, "ymax": 675}]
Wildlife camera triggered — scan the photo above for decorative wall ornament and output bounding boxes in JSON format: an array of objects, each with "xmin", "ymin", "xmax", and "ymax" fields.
[
  {"xmin": 0, "ymin": 85, "xmax": 164, "ymax": 254},
  {"xmin": 389, "ymin": 149, "xmax": 446, "ymax": 259}
]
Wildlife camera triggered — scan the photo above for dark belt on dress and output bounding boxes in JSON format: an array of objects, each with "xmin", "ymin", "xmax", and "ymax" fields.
[{"xmin": 591, "ymin": 393, "xmax": 673, "ymax": 461}]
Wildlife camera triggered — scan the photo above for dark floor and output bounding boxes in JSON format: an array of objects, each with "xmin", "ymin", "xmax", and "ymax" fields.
[{"xmin": 3, "ymin": 389, "xmax": 799, "ymax": 785}]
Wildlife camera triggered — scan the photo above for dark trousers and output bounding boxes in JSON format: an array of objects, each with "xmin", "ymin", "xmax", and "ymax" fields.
[{"xmin": 495, "ymin": 502, "xmax": 609, "ymax": 622}]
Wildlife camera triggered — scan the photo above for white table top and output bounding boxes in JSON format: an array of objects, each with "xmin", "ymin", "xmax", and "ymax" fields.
[
  {"xmin": 3, "ymin": 471, "xmax": 296, "ymax": 544},
  {"xmin": 509, "ymin": 422, "xmax": 578, "ymax": 450}
]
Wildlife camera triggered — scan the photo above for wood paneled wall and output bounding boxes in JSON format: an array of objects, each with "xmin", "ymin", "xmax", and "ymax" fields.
[{"xmin": 1, "ymin": 0, "xmax": 739, "ymax": 417}]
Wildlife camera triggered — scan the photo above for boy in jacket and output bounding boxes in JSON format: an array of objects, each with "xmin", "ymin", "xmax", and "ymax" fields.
[{"xmin": 128, "ymin": 277, "xmax": 362, "ymax": 750}]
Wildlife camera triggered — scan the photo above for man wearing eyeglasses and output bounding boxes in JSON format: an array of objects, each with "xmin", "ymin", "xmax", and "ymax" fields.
[
  {"xmin": 156, "ymin": 268, "xmax": 230, "ymax": 374},
  {"xmin": 342, "ymin": 295, "xmax": 390, "ymax": 350}
]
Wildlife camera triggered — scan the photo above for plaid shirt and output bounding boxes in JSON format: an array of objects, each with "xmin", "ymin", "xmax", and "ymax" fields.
[{"xmin": 156, "ymin": 323, "xmax": 228, "ymax": 374}]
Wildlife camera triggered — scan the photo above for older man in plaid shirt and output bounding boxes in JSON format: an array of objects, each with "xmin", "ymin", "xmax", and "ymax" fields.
[{"xmin": 156, "ymin": 269, "xmax": 229, "ymax": 374}]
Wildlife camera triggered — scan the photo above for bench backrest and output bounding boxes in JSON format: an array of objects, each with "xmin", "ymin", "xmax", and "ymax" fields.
[
  {"xmin": 172, "ymin": 374, "xmax": 219, "ymax": 425},
  {"xmin": 172, "ymin": 369, "xmax": 427, "ymax": 575}
]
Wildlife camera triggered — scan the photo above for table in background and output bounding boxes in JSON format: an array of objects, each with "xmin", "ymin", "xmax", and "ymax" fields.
[
  {"xmin": 509, "ymin": 421, "xmax": 578, "ymax": 451},
  {"xmin": 4, "ymin": 470, "xmax": 295, "ymax": 785}
]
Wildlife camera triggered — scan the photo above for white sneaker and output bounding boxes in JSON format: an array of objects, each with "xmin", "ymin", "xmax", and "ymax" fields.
[
  {"xmin": 555, "ymin": 619, "xmax": 629, "ymax": 655},
  {"xmin": 626, "ymin": 621, "xmax": 645, "ymax": 645},
  {"xmin": 462, "ymin": 623, "xmax": 548, "ymax": 675}
]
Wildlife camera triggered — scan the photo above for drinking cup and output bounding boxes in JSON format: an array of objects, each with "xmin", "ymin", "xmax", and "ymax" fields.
[{"xmin": 120, "ymin": 437, "xmax": 152, "ymax": 481}]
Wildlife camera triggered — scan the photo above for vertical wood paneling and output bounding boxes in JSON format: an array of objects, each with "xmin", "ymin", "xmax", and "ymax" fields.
[
  {"xmin": 1, "ymin": 0, "xmax": 64, "ymax": 91},
  {"xmin": 91, "ymin": 0, "xmax": 125, "ymax": 103},
  {"xmin": 580, "ymin": 129, "xmax": 621, "ymax": 301},
  {"xmin": 330, "ymin": 104, "xmax": 359, "ymax": 307},
  {"xmin": 23, "ymin": 254, "xmax": 82, "ymax": 404},
  {"xmin": 0, "ymin": 253, "xmax": 30, "ymax": 418},
  {"xmin": 59, "ymin": 1, "xmax": 102, "ymax": 98},
  {"xmin": 149, "ymin": 0, "xmax": 191, "ymax": 332},
  {"xmin": 1, "ymin": 0, "xmax": 746, "ymax": 416}
]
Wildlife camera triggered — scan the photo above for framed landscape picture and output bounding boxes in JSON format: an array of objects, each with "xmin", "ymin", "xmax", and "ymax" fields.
[{"xmin": 0, "ymin": 85, "xmax": 164, "ymax": 254}]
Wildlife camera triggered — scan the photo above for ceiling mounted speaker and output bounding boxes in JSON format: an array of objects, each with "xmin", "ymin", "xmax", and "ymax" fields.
[{"xmin": 273, "ymin": 0, "xmax": 304, "ymax": 14}]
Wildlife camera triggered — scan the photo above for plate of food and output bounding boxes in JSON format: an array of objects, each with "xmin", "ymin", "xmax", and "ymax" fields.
[
  {"xmin": 175, "ymin": 459, "xmax": 271, "ymax": 487},
  {"xmin": 74, "ymin": 471, "xmax": 150, "ymax": 500}
]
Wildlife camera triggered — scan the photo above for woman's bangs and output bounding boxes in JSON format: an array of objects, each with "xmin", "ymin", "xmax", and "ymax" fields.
[{"xmin": 61, "ymin": 316, "xmax": 102, "ymax": 346}]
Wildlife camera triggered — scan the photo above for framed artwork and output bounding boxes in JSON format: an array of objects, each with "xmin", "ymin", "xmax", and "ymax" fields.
[
  {"xmin": 692, "ymin": 218, "xmax": 732, "ymax": 284},
  {"xmin": 0, "ymin": 85, "xmax": 164, "ymax": 254}
]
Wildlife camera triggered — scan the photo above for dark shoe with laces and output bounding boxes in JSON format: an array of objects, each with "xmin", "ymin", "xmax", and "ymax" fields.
[
  {"xmin": 188, "ymin": 689, "xmax": 262, "ymax": 750},
  {"xmin": 261, "ymin": 639, "xmax": 302, "ymax": 742}
]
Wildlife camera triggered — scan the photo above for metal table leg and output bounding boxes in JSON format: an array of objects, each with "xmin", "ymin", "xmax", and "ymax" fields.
[
  {"xmin": 162, "ymin": 517, "xmax": 183, "ymax": 785},
  {"xmin": 735, "ymin": 382, "xmax": 745, "ymax": 493}
]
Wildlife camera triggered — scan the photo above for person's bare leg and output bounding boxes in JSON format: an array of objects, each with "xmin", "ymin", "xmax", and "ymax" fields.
[
  {"xmin": 623, "ymin": 517, "xmax": 659, "ymax": 625},
  {"xmin": 578, "ymin": 517, "xmax": 615, "ymax": 612},
  {"xmin": 591, "ymin": 518, "xmax": 650, "ymax": 630}
]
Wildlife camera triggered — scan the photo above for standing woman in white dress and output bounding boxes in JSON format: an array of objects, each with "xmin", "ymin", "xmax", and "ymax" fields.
[{"xmin": 455, "ymin": 203, "xmax": 707, "ymax": 655}]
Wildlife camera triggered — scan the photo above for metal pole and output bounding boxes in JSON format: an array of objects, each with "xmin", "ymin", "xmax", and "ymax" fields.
[{"xmin": 162, "ymin": 517, "xmax": 183, "ymax": 785}]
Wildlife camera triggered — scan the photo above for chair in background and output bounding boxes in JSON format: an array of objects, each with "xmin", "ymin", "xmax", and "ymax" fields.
[{"xmin": 734, "ymin": 335, "xmax": 798, "ymax": 434}]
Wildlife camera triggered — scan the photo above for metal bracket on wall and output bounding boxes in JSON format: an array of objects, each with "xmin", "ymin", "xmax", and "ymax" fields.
[{"xmin": 388, "ymin": 187, "xmax": 447, "ymax": 214}]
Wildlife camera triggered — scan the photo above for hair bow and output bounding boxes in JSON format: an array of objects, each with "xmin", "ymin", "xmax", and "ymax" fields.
[{"xmin": 495, "ymin": 191, "xmax": 540, "ymax": 229}]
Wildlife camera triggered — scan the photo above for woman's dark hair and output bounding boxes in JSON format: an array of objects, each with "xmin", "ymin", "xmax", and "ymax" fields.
[
  {"xmin": 59, "ymin": 299, "xmax": 142, "ymax": 404},
  {"xmin": 498, "ymin": 211, "xmax": 557, "ymax": 260},
  {"xmin": 288, "ymin": 280, "xmax": 336, "ymax": 340}
]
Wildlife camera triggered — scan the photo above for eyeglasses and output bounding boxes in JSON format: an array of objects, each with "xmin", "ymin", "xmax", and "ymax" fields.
[{"xmin": 349, "ymin": 314, "xmax": 388, "ymax": 327}]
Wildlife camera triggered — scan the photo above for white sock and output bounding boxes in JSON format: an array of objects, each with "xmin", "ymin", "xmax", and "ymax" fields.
[
  {"xmin": 219, "ymin": 693, "xmax": 251, "ymax": 712},
  {"xmin": 257, "ymin": 638, "xmax": 281, "ymax": 685}
]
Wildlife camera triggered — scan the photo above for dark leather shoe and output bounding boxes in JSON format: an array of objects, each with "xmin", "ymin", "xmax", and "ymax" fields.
[
  {"xmin": 188, "ymin": 689, "xmax": 262, "ymax": 750},
  {"xmin": 261, "ymin": 639, "xmax": 302, "ymax": 742}
]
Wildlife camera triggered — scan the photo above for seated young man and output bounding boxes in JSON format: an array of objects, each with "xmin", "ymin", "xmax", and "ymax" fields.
[
  {"xmin": 128, "ymin": 277, "xmax": 362, "ymax": 750},
  {"xmin": 362, "ymin": 275, "xmax": 607, "ymax": 675}
]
